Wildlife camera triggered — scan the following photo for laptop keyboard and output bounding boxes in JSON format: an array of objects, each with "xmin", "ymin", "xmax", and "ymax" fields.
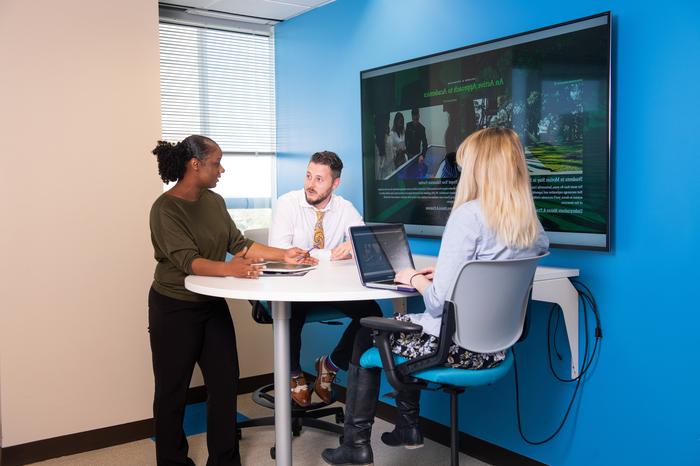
[{"xmin": 373, "ymin": 279, "xmax": 396, "ymax": 285}]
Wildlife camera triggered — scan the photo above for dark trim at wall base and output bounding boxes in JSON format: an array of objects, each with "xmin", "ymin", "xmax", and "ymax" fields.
[
  {"xmin": 2, "ymin": 372, "xmax": 544, "ymax": 466},
  {"xmin": 0, "ymin": 419, "xmax": 155, "ymax": 466},
  {"xmin": 0, "ymin": 373, "xmax": 274, "ymax": 466},
  {"xmin": 329, "ymin": 381, "xmax": 545, "ymax": 466}
]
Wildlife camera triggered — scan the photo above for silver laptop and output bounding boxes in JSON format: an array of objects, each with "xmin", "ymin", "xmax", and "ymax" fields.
[{"xmin": 349, "ymin": 224, "xmax": 416, "ymax": 292}]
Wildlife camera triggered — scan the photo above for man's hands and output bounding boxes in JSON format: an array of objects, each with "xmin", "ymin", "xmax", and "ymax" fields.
[
  {"xmin": 330, "ymin": 241, "xmax": 353, "ymax": 261},
  {"xmin": 283, "ymin": 247, "xmax": 319, "ymax": 265}
]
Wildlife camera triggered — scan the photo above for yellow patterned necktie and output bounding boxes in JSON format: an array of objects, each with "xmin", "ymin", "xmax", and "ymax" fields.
[{"xmin": 313, "ymin": 210, "xmax": 325, "ymax": 249}]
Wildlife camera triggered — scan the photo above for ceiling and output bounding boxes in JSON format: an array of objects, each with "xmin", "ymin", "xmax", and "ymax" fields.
[{"xmin": 161, "ymin": 0, "xmax": 334, "ymax": 23}]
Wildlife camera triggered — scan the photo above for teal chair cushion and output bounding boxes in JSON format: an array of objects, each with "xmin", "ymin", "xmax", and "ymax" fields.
[
  {"xmin": 359, "ymin": 347, "xmax": 514, "ymax": 387},
  {"xmin": 303, "ymin": 306, "xmax": 349, "ymax": 323}
]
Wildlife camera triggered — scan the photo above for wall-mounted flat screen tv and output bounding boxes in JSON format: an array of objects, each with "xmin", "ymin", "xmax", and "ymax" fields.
[{"xmin": 360, "ymin": 12, "xmax": 611, "ymax": 250}]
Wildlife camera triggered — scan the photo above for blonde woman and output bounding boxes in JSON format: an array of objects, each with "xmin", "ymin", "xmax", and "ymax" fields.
[{"xmin": 321, "ymin": 127, "xmax": 549, "ymax": 466}]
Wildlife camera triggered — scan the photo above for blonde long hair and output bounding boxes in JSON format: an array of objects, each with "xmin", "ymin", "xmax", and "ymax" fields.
[{"xmin": 453, "ymin": 127, "xmax": 540, "ymax": 248}]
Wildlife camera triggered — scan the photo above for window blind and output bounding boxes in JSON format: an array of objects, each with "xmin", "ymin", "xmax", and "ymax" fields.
[{"xmin": 158, "ymin": 22, "xmax": 276, "ymax": 154}]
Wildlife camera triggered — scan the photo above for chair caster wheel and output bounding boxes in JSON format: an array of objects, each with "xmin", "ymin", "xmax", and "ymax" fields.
[
  {"xmin": 270, "ymin": 446, "xmax": 275, "ymax": 459},
  {"xmin": 335, "ymin": 412, "xmax": 345, "ymax": 424}
]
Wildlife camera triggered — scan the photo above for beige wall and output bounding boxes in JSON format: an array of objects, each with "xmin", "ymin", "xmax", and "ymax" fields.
[
  {"xmin": 0, "ymin": 0, "xmax": 274, "ymax": 448},
  {"xmin": 0, "ymin": 0, "xmax": 272, "ymax": 447},
  {"xmin": 228, "ymin": 300, "xmax": 273, "ymax": 378},
  {"xmin": 190, "ymin": 300, "xmax": 273, "ymax": 387},
  {"xmin": 0, "ymin": 0, "xmax": 163, "ymax": 447}
]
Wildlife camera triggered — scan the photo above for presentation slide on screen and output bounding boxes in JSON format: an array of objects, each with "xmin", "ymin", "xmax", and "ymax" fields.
[{"xmin": 361, "ymin": 17, "xmax": 610, "ymax": 247}]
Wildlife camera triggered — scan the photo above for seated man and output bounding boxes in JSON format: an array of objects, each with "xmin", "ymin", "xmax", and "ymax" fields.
[{"xmin": 269, "ymin": 151, "xmax": 383, "ymax": 407}]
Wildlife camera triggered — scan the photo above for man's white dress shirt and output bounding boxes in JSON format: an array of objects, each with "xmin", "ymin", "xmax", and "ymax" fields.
[{"xmin": 269, "ymin": 189, "xmax": 363, "ymax": 261}]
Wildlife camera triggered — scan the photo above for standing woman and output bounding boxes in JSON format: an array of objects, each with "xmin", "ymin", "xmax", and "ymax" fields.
[
  {"xmin": 321, "ymin": 127, "xmax": 549, "ymax": 465},
  {"xmin": 440, "ymin": 106, "xmax": 461, "ymax": 178},
  {"xmin": 389, "ymin": 112, "xmax": 407, "ymax": 169},
  {"xmin": 373, "ymin": 112, "xmax": 390, "ymax": 179},
  {"xmin": 148, "ymin": 135, "xmax": 313, "ymax": 466}
]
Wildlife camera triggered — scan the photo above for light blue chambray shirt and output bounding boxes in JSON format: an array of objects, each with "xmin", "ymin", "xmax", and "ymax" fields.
[{"xmin": 408, "ymin": 199, "xmax": 550, "ymax": 337}]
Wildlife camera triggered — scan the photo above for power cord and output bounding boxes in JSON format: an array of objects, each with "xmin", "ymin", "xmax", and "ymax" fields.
[{"xmin": 512, "ymin": 278, "xmax": 602, "ymax": 445}]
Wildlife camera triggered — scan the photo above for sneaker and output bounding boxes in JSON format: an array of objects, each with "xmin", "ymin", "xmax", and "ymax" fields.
[
  {"xmin": 313, "ymin": 355, "xmax": 337, "ymax": 404},
  {"xmin": 291, "ymin": 374, "xmax": 311, "ymax": 407}
]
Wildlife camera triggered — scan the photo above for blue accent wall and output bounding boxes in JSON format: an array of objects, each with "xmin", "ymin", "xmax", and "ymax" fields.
[{"xmin": 275, "ymin": 1, "xmax": 700, "ymax": 464}]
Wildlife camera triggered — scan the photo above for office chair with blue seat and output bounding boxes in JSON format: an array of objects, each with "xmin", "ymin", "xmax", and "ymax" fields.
[
  {"xmin": 359, "ymin": 254, "xmax": 545, "ymax": 466},
  {"xmin": 237, "ymin": 228, "xmax": 347, "ymax": 452}
]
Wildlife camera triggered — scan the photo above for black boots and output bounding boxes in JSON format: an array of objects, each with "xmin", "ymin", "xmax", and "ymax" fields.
[
  {"xmin": 381, "ymin": 389, "xmax": 424, "ymax": 449},
  {"xmin": 321, "ymin": 363, "xmax": 380, "ymax": 465}
]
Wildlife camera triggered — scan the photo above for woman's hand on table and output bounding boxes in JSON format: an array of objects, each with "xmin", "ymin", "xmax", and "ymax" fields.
[
  {"xmin": 394, "ymin": 268, "xmax": 418, "ymax": 285},
  {"xmin": 395, "ymin": 267, "xmax": 434, "ymax": 292},
  {"xmin": 230, "ymin": 247, "xmax": 265, "ymax": 279},
  {"xmin": 415, "ymin": 266, "xmax": 435, "ymax": 280}
]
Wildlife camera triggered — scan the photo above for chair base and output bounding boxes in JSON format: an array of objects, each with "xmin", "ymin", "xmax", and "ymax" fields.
[
  {"xmin": 252, "ymin": 382, "xmax": 341, "ymax": 413},
  {"xmin": 238, "ymin": 383, "xmax": 344, "ymax": 438}
]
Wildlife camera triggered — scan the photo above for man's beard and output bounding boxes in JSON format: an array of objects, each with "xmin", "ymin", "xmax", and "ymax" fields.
[{"xmin": 305, "ymin": 188, "xmax": 332, "ymax": 206}]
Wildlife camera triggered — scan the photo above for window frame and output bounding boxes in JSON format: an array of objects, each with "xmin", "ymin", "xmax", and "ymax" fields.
[{"xmin": 157, "ymin": 8, "xmax": 277, "ymax": 230}]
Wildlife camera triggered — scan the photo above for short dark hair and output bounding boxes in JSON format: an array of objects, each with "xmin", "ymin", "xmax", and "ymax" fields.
[
  {"xmin": 310, "ymin": 151, "xmax": 343, "ymax": 179},
  {"xmin": 411, "ymin": 108, "xmax": 419, "ymax": 116},
  {"xmin": 151, "ymin": 135, "xmax": 218, "ymax": 183}
]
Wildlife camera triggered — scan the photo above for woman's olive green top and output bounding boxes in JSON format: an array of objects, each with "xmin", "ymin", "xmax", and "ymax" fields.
[{"xmin": 149, "ymin": 189, "xmax": 253, "ymax": 301}]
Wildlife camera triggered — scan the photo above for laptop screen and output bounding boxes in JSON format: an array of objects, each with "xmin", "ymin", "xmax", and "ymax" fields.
[{"xmin": 350, "ymin": 224, "xmax": 415, "ymax": 283}]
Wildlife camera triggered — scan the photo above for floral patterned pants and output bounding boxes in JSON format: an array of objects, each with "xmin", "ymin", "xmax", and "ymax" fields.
[{"xmin": 389, "ymin": 314, "xmax": 505, "ymax": 369}]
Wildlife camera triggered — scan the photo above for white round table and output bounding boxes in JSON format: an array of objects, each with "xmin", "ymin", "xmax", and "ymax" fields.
[
  {"xmin": 185, "ymin": 256, "xmax": 432, "ymax": 466},
  {"xmin": 186, "ymin": 255, "xmax": 580, "ymax": 465}
]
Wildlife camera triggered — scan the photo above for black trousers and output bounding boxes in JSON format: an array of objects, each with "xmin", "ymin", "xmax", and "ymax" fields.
[
  {"xmin": 148, "ymin": 288, "xmax": 241, "ymax": 466},
  {"xmin": 289, "ymin": 300, "xmax": 383, "ymax": 372},
  {"xmin": 350, "ymin": 326, "xmax": 375, "ymax": 366}
]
